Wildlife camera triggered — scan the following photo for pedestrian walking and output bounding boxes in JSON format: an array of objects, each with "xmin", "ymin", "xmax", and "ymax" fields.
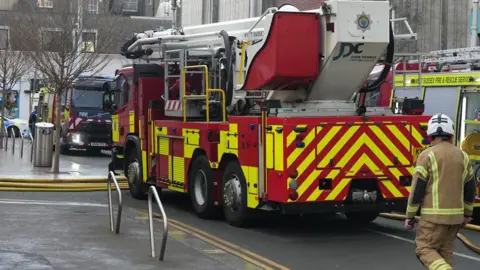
[
  {"xmin": 28, "ymin": 106, "xmax": 38, "ymax": 138},
  {"xmin": 404, "ymin": 113, "xmax": 476, "ymax": 270}
]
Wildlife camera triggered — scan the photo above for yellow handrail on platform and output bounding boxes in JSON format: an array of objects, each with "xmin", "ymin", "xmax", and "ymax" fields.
[{"xmin": 181, "ymin": 65, "xmax": 226, "ymax": 123}]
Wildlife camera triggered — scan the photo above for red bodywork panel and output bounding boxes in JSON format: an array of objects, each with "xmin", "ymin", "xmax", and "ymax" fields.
[
  {"xmin": 150, "ymin": 115, "xmax": 430, "ymax": 205},
  {"xmin": 242, "ymin": 12, "xmax": 320, "ymax": 91}
]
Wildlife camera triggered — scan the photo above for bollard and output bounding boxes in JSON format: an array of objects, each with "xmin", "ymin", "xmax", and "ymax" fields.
[{"xmin": 12, "ymin": 129, "xmax": 15, "ymax": 155}]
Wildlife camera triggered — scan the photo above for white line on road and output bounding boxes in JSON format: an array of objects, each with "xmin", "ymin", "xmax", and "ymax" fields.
[
  {"xmin": 366, "ymin": 229, "xmax": 480, "ymax": 262},
  {"xmin": 0, "ymin": 199, "xmax": 107, "ymax": 207}
]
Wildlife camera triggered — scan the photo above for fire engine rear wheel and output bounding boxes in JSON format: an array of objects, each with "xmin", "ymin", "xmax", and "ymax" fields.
[
  {"xmin": 345, "ymin": 211, "xmax": 379, "ymax": 223},
  {"xmin": 222, "ymin": 161, "xmax": 251, "ymax": 227},
  {"xmin": 127, "ymin": 151, "xmax": 147, "ymax": 200},
  {"xmin": 189, "ymin": 156, "xmax": 218, "ymax": 219}
]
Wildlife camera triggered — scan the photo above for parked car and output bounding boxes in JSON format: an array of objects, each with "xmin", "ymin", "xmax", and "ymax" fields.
[{"xmin": 2, "ymin": 117, "xmax": 31, "ymax": 138}]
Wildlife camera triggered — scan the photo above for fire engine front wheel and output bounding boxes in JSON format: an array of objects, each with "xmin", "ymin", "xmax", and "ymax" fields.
[
  {"xmin": 222, "ymin": 161, "xmax": 251, "ymax": 227},
  {"xmin": 189, "ymin": 156, "xmax": 218, "ymax": 219},
  {"xmin": 127, "ymin": 152, "xmax": 147, "ymax": 200}
]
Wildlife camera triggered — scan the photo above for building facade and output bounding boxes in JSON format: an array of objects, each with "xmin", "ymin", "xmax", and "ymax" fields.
[
  {"xmin": 0, "ymin": 0, "xmax": 173, "ymax": 119},
  {"xmin": 177, "ymin": 0, "xmax": 471, "ymax": 53}
]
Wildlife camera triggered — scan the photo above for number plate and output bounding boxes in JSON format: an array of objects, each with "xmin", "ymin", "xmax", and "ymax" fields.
[{"xmin": 90, "ymin": 142, "xmax": 106, "ymax": 147}]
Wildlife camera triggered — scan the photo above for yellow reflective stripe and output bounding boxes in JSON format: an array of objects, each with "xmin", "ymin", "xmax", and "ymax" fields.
[
  {"xmin": 428, "ymin": 152, "xmax": 440, "ymax": 209},
  {"xmin": 437, "ymin": 265, "xmax": 452, "ymax": 270},
  {"xmin": 465, "ymin": 202, "xmax": 474, "ymax": 211},
  {"xmin": 414, "ymin": 166, "xmax": 428, "ymax": 179},
  {"xmin": 429, "ymin": 259, "xmax": 448, "ymax": 270},
  {"xmin": 421, "ymin": 208, "xmax": 464, "ymax": 215},
  {"xmin": 462, "ymin": 152, "xmax": 470, "ymax": 182},
  {"xmin": 407, "ymin": 204, "xmax": 419, "ymax": 213}
]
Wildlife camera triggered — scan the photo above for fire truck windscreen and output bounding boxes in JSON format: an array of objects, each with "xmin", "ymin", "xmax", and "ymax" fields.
[{"xmin": 72, "ymin": 87, "xmax": 104, "ymax": 109}]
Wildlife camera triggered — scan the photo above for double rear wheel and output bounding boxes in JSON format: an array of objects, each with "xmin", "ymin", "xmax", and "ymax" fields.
[{"xmin": 189, "ymin": 157, "xmax": 251, "ymax": 227}]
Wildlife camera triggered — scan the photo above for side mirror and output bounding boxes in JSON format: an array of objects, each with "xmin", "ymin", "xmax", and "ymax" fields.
[{"xmin": 102, "ymin": 91, "xmax": 116, "ymax": 112}]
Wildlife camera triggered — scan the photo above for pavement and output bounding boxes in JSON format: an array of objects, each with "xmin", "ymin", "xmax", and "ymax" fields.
[
  {"xmin": 0, "ymin": 192, "xmax": 265, "ymax": 270},
  {"xmin": 0, "ymin": 139, "xmax": 114, "ymax": 180},
  {"xmin": 0, "ymin": 138, "xmax": 479, "ymax": 269}
]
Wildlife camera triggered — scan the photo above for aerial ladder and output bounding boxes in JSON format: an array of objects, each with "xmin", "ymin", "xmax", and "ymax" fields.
[{"xmin": 107, "ymin": 0, "xmax": 432, "ymax": 227}]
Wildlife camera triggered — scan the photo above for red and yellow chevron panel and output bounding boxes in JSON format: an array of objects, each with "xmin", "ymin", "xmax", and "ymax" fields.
[{"xmin": 264, "ymin": 116, "xmax": 430, "ymax": 203}]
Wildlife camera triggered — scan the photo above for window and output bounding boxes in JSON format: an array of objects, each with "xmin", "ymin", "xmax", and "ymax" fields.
[
  {"xmin": 37, "ymin": 0, "xmax": 53, "ymax": 8},
  {"xmin": 0, "ymin": 27, "xmax": 8, "ymax": 49},
  {"xmin": 72, "ymin": 88, "xmax": 105, "ymax": 109},
  {"xmin": 81, "ymin": 31, "xmax": 97, "ymax": 53},
  {"xmin": 122, "ymin": 0, "xmax": 138, "ymax": 12},
  {"xmin": 88, "ymin": 0, "xmax": 99, "ymax": 14}
]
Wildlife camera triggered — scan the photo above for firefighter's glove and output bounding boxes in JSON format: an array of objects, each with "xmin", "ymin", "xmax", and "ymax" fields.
[
  {"xmin": 404, "ymin": 218, "xmax": 415, "ymax": 230},
  {"xmin": 462, "ymin": 216, "xmax": 473, "ymax": 228}
]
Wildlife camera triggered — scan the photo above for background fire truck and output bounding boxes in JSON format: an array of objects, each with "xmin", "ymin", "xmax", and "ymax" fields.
[
  {"xmin": 359, "ymin": 47, "xmax": 480, "ymax": 220},
  {"xmin": 103, "ymin": 1, "xmax": 431, "ymax": 227},
  {"xmin": 38, "ymin": 75, "xmax": 113, "ymax": 155}
]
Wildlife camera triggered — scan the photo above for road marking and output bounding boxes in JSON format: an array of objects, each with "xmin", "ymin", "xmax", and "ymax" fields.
[
  {"xmin": 135, "ymin": 209, "xmax": 289, "ymax": 270},
  {"xmin": 367, "ymin": 229, "xmax": 480, "ymax": 262},
  {"xmin": 167, "ymin": 218, "xmax": 290, "ymax": 270},
  {"xmin": 0, "ymin": 199, "xmax": 107, "ymax": 207},
  {"xmin": 203, "ymin": 249, "xmax": 227, "ymax": 254}
]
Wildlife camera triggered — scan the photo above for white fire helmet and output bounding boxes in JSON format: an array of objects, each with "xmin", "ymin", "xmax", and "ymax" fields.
[{"xmin": 426, "ymin": 113, "xmax": 455, "ymax": 137}]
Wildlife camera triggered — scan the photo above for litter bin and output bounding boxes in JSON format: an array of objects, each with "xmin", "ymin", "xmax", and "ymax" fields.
[{"xmin": 33, "ymin": 122, "xmax": 54, "ymax": 167}]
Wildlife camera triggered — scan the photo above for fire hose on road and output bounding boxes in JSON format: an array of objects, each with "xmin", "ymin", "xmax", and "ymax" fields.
[
  {"xmin": 0, "ymin": 177, "xmax": 129, "ymax": 192},
  {"xmin": 380, "ymin": 213, "xmax": 480, "ymax": 254}
]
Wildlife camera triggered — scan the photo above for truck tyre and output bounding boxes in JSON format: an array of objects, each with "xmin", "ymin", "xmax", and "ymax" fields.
[
  {"xmin": 189, "ymin": 156, "xmax": 218, "ymax": 219},
  {"xmin": 127, "ymin": 149, "xmax": 147, "ymax": 200},
  {"xmin": 345, "ymin": 211, "xmax": 379, "ymax": 223},
  {"xmin": 222, "ymin": 161, "xmax": 251, "ymax": 227}
]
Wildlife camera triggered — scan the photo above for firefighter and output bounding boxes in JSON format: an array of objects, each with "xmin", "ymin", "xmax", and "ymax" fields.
[
  {"xmin": 28, "ymin": 106, "xmax": 38, "ymax": 138},
  {"xmin": 404, "ymin": 113, "xmax": 476, "ymax": 270}
]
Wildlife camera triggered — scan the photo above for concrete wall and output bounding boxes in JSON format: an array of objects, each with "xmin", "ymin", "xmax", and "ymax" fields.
[{"xmin": 391, "ymin": 0, "xmax": 470, "ymax": 53}]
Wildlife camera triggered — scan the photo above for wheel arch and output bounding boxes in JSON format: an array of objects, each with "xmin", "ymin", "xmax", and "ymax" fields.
[{"xmin": 218, "ymin": 153, "xmax": 239, "ymax": 173}]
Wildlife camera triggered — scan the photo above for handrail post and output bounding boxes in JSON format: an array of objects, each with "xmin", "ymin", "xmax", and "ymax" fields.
[
  {"xmin": 12, "ymin": 129, "xmax": 16, "ymax": 155},
  {"xmin": 148, "ymin": 185, "xmax": 169, "ymax": 261},
  {"xmin": 108, "ymin": 171, "xmax": 123, "ymax": 234},
  {"xmin": 30, "ymin": 134, "xmax": 34, "ymax": 163},
  {"xmin": 4, "ymin": 126, "xmax": 8, "ymax": 151},
  {"xmin": 19, "ymin": 129, "xmax": 25, "ymax": 158}
]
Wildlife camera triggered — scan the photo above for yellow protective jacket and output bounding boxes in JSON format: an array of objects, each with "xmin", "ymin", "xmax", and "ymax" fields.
[{"xmin": 406, "ymin": 141, "xmax": 476, "ymax": 225}]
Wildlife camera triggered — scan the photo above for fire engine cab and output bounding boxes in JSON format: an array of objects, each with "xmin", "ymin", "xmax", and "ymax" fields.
[{"xmin": 103, "ymin": 0, "xmax": 431, "ymax": 227}]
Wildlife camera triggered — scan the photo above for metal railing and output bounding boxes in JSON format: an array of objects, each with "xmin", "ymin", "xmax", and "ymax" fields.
[
  {"xmin": 3, "ymin": 126, "xmax": 7, "ymax": 151},
  {"xmin": 148, "ymin": 186, "xmax": 168, "ymax": 261},
  {"xmin": 108, "ymin": 171, "xmax": 123, "ymax": 234},
  {"xmin": 29, "ymin": 133, "xmax": 34, "ymax": 162},
  {"xmin": 2, "ymin": 126, "xmax": 34, "ymax": 159},
  {"xmin": 181, "ymin": 65, "xmax": 226, "ymax": 123}
]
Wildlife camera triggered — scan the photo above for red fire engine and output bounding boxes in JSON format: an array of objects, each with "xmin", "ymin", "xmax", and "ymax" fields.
[
  {"xmin": 103, "ymin": 1, "xmax": 431, "ymax": 227},
  {"xmin": 40, "ymin": 75, "xmax": 114, "ymax": 154}
]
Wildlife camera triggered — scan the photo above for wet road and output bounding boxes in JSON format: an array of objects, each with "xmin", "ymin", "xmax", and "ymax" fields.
[{"xmin": 60, "ymin": 153, "xmax": 480, "ymax": 270}]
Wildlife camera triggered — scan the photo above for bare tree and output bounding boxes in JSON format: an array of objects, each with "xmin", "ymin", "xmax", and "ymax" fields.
[
  {"xmin": 11, "ymin": 0, "xmax": 129, "ymax": 173},
  {"xmin": 0, "ymin": 37, "xmax": 30, "ymax": 149}
]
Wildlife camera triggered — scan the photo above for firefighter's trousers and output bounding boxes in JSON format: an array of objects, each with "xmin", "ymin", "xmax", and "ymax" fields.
[{"xmin": 415, "ymin": 219, "xmax": 460, "ymax": 270}]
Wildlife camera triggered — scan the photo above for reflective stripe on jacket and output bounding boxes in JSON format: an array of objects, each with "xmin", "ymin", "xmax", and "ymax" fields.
[{"xmin": 407, "ymin": 141, "xmax": 473, "ymax": 225}]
